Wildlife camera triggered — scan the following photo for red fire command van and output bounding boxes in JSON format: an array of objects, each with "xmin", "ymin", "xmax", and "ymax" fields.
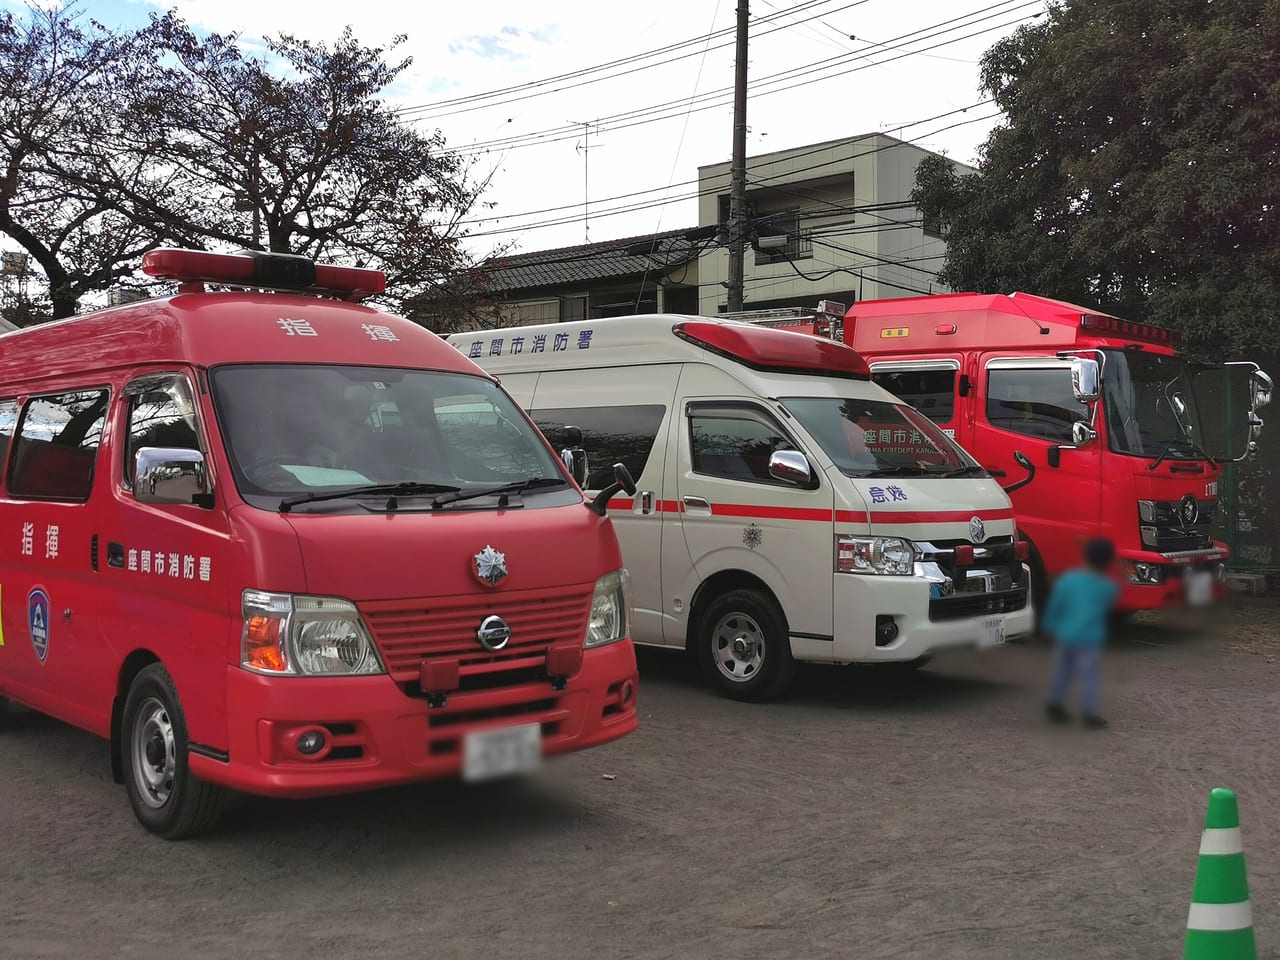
[
  {"xmin": 735, "ymin": 294, "xmax": 1270, "ymax": 613},
  {"xmin": 0, "ymin": 249, "xmax": 639, "ymax": 838}
]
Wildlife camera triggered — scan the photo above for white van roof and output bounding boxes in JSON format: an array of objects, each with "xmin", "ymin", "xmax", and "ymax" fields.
[{"xmin": 447, "ymin": 314, "xmax": 871, "ymax": 381}]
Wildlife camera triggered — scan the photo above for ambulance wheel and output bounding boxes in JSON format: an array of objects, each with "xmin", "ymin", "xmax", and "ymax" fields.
[
  {"xmin": 121, "ymin": 663, "xmax": 228, "ymax": 840},
  {"xmin": 698, "ymin": 589, "xmax": 796, "ymax": 702}
]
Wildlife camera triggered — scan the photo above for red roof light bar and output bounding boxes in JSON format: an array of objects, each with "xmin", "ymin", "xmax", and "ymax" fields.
[
  {"xmin": 1079, "ymin": 313, "xmax": 1177, "ymax": 346},
  {"xmin": 673, "ymin": 320, "xmax": 871, "ymax": 380},
  {"xmin": 142, "ymin": 248, "xmax": 386, "ymax": 301}
]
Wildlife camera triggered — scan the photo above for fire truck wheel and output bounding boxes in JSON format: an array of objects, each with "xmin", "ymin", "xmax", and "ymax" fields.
[
  {"xmin": 698, "ymin": 589, "xmax": 796, "ymax": 702},
  {"xmin": 121, "ymin": 663, "xmax": 229, "ymax": 840}
]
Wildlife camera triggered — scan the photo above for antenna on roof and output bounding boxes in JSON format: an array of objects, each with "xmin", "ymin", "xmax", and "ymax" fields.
[{"xmin": 571, "ymin": 120, "xmax": 602, "ymax": 243}]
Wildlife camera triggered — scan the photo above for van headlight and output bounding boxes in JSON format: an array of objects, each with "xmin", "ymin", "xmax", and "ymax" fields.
[
  {"xmin": 241, "ymin": 590, "xmax": 385, "ymax": 675},
  {"xmin": 835, "ymin": 535, "xmax": 916, "ymax": 575},
  {"xmin": 584, "ymin": 569, "xmax": 631, "ymax": 648}
]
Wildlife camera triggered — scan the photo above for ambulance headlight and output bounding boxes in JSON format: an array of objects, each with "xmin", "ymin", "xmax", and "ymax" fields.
[
  {"xmin": 241, "ymin": 590, "xmax": 384, "ymax": 675},
  {"xmin": 584, "ymin": 569, "xmax": 631, "ymax": 648},
  {"xmin": 835, "ymin": 535, "xmax": 916, "ymax": 576}
]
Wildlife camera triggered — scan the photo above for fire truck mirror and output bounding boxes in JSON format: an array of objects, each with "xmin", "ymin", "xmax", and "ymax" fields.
[
  {"xmin": 1252, "ymin": 369, "xmax": 1272, "ymax": 409},
  {"xmin": 1069, "ymin": 357, "xmax": 1100, "ymax": 403},
  {"xmin": 768, "ymin": 449, "xmax": 814, "ymax": 488},
  {"xmin": 1070, "ymin": 421, "xmax": 1097, "ymax": 446},
  {"xmin": 135, "ymin": 447, "xmax": 209, "ymax": 506}
]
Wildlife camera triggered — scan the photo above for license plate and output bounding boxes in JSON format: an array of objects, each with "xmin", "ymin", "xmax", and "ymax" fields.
[
  {"xmin": 462, "ymin": 723, "xmax": 541, "ymax": 782},
  {"xmin": 982, "ymin": 616, "xmax": 1006, "ymax": 646},
  {"xmin": 1185, "ymin": 570, "xmax": 1213, "ymax": 607}
]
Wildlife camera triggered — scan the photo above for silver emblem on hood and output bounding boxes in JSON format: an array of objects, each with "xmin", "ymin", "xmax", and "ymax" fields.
[
  {"xmin": 1179, "ymin": 494, "xmax": 1199, "ymax": 525},
  {"xmin": 969, "ymin": 516, "xmax": 987, "ymax": 543},
  {"xmin": 474, "ymin": 545, "xmax": 508, "ymax": 586}
]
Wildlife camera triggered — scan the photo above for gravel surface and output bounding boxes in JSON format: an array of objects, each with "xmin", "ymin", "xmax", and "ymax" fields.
[{"xmin": 2, "ymin": 597, "xmax": 1277, "ymax": 959}]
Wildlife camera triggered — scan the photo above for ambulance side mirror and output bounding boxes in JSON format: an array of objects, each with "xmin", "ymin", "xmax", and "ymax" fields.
[
  {"xmin": 135, "ymin": 447, "xmax": 211, "ymax": 507},
  {"xmin": 768, "ymin": 450, "xmax": 816, "ymax": 488},
  {"xmin": 589, "ymin": 463, "xmax": 638, "ymax": 516},
  {"xmin": 560, "ymin": 425, "xmax": 587, "ymax": 487}
]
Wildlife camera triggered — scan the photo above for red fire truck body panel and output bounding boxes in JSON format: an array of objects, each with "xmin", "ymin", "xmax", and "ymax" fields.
[
  {"xmin": 0, "ymin": 253, "xmax": 638, "ymax": 833},
  {"xmin": 839, "ymin": 293, "xmax": 1230, "ymax": 612}
]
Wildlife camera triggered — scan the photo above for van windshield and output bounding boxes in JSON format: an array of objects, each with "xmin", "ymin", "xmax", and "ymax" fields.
[
  {"xmin": 781, "ymin": 397, "xmax": 982, "ymax": 478},
  {"xmin": 210, "ymin": 365, "xmax": 566, "ymax": 508}
]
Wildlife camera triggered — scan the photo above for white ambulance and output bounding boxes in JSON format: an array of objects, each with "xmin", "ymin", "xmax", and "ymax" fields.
[{"xmin": 450, "ymin": 317, "xmax": 1033, "ymax": 701}]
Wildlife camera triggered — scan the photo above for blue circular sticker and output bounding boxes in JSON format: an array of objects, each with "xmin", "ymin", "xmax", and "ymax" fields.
[{"xmin": 28, "ymin": 587, "xmax": 50, "ymax": 664}]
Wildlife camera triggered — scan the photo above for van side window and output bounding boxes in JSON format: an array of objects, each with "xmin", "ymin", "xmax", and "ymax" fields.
[
  {"xmin": 872, "ymin": 368, "xmax": 956, "ymax": 423},
  {"xmin": 0, "ymin": 399, "xmax": 18, "ymax": 477},
  {"xmin": 688, "ymin": 407, "xmax": 797, "ymax": 484},
  {"xmin": 531, "ymin": 405, "xmax": 666, "ymax": 490},
  {"xmin": 9, "ymin": 389, "xmax": 110, "ymax": 501},
  {"xmin": 986, "ymin": 367, "xmax": 1087, "ymax": 442},
  {"xmin": 123, "ymin": 375, "xmax": 203, "ymax": 488}
]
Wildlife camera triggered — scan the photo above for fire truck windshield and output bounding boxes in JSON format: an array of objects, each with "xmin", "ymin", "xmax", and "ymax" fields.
[
  {"xmin": 211, "ymin": 364, "xmax": 566, "ymax": 508},
  {"xmin": 1102, "ymin": 350, "xmax": 1214, "ymax": 461},
  {"xmin": 781, "ymin": 397, "xmax": 983, "ymax": 478}
]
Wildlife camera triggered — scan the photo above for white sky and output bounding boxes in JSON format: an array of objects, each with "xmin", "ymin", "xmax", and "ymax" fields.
[{"xmin": 46, "ymin": 0, "xmax": 1047, "ymax": 262}]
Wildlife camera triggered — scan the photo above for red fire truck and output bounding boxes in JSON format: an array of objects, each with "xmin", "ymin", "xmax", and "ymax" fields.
[
  {"xmin": 0, "ymin": 248, "xmax": 640, "ymax": 838},
  {"xmin": 732, "ymin": 294, "xmax": 1270, "ymax": 613}
]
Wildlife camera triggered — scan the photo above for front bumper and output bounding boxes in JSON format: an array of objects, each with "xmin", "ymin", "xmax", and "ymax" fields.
[
  {"xmin": 829, "ymin": 569, "xmax": 1034, "ymax": 663},
  {"xmin": 189, "ymin": 640, "xmax": 638, "ymax": 798},
  {"xmin": 1117, "ymin": 545, "xmax": 1229, "ymax": 611}
]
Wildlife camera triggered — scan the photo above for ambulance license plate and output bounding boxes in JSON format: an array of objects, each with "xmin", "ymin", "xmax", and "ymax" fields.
[
  {"xmin": 463, "ymin": 723, "xmax": 541, "ymax": 782},
  {"xmin": 1186, "ymin": 570, "xmax": 1213, "ymax": 607},
  {"xmin": 981, "ymin": 616, "xmax": 1006, "ymax": 646}
]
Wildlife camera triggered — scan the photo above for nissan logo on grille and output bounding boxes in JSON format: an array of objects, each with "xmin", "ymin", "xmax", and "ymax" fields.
[{"xmin": 476, "ymin": 615, "xmax": 512, "ymax": 651}]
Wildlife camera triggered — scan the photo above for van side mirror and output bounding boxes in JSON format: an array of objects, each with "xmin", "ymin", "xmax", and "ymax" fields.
[
  {"xmin": 135, "ymin": 447, "xmax": 211, "ymax": 507},
  {"xmin": 588, "ymin": 463, "xmax": 638, "ymax": 517},
  {"xmin": 1069, "ymin": 357, "xmax": 1100, "ymax": 402},
  {"xmin": 768, "ymin": 450, "xmax": 815, "ymax": 488}
]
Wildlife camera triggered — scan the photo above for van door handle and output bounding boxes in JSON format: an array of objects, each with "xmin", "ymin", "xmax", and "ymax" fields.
[
  {"xmin": 683, "ymin": 496, "xmax": 710, "ymax": 510},
  {"xmin": 640, "ymin": 491, "xmax": 654, "ymax": 515}
]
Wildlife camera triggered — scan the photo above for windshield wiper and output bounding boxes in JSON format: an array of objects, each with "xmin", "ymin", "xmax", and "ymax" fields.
[
  {"xmin": 430, "ymin": 476, "xmax": 567, "ymax": 510},
  {"xmin": 926, "ymin": 465, "xmax": 987, "ymax": 478},
  {"xmin": 279, "ymin": 481, "xmax": 460, "ymax": 513},
  {"xmin": 854, "ymin": 466, "xmax": 931, "ymax": 478},
  {"xmin": 1148, "ymin": 437, "xmax": 1215, "ymax": 472}
]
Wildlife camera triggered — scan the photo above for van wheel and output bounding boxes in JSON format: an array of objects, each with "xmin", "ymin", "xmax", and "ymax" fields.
[
  {"xmin": 697, "ymin": 589, "xmax": 796, "ymax": 702},
  {"xmin": 121, "ymin": 663, "xmax": 228, "ymax": 840}
]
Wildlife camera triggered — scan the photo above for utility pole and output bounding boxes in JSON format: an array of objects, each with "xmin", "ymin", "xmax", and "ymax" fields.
[
  {"xmin": 726, "ymin": 1, "xmax": 750, "ymax": 312},
  {"xmin": 572, "ymin": 120, "xmax": 599, "ymax": 243}
]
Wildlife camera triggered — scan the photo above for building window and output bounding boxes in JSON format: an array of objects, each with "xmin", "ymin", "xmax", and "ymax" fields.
[
  {"xmin": 753, "ymin": 210, "xmax": 812, "ymax": 265},
  {"xmin": 922, "ymin": 212, "xmax": 945, "ymax": 239},
  {"xmin": 560, "ymin": 295, "xmax": 587, "ymax": 322},
  {"xmin": 9, "ymin": 389, "xmax": 109, "ymax": 501}
]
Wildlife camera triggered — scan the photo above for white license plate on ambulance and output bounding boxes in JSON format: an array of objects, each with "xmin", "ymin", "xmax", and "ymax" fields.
[
  {"xmin": 1186, "ymin": 570, "xmax": 1213, "ymax": 607},
  {"xmin": 981, "ymin": 616, "xmax": 1006, "ymax": 646},
  {"xmin": 462, "ymin": 723, "xmax": 541, "ymax": 782}
]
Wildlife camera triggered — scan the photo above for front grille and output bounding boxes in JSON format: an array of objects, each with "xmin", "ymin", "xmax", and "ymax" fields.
[
  {"xmin": 359, "ymin": 583, "xmax": 593, "ymax": 681},
  {"xmin": 1140, "ymin": 497, "xmax": 1217, "ymax": 553},
  {"xmin": 929, "ymin": 588, "xmax": 1027, "ymax": 621}
]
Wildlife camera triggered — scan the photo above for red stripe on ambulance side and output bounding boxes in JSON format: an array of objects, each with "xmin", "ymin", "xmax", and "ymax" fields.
[{"xmin": 709, "ymin": 503, "xmax": 833, "ymax": 522}]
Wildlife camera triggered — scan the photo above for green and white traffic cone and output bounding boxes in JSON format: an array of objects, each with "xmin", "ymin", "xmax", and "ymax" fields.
[{"xmin": 1184, "ymin": 787, "xmax": 1257, "ymax": 959}]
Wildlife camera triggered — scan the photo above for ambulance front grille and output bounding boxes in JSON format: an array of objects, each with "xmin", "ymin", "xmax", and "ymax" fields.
[{"xmin": 359, "ymin": 584, "xmax": 593, "ymax": 681}]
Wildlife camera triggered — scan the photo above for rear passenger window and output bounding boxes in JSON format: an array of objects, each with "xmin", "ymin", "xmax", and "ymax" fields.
[
  {"xmin": 9, "ymin": 389, "xmax": 110, "ymax": 501},
  {"xmin": 872, "ymin": 367, "xmax": 956, "ymax": 423},
  {"xmin": 689, "ymin": 409, "xmax": 797, "ymax": 484},
  {"xmin": 123, "ymin": 375, "xmax": 202, "ymax": 487},
  {"xmin": 0, "ymin": 399, "xmax": 18, "ymax": 476},
  {"xmin": 531, "ymin": 405, "xmax": 666, "ymax": 490}
]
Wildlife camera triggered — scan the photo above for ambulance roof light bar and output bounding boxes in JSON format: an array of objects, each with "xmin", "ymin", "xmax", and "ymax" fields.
[
  {"xmin": 142, "ymin": 248, "xmax": 386, "ymax": 301},
  {"xmin": 672, "ymin": 319, "xmax": 871, "ymax": 380}
]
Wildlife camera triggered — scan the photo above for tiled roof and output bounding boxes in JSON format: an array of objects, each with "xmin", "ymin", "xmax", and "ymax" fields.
[{"xmin": 481, "ymin": 227, "xmax": 702, "ymax": 293}]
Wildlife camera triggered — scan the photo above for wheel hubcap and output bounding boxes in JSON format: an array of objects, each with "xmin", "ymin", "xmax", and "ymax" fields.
[
  {"xmin": 131, "ymin": 697, "xmax": 176, "ymax": 809},
  {"xmin": 711, "ymin": 612, "xmax": 766, "ymax": 683}
]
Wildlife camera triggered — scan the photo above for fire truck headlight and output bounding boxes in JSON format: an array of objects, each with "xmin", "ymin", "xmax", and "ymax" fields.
[
  {"xmin": 835, "ymin": 535, "xmax": 916, "ymax": 576},
  {"xmin": 241, "ymin": 590, "xmax": 384, "ymax": 675},
  {"xmin": 585, "ymin": 569, "xmax": 631, "ymax": 648}
]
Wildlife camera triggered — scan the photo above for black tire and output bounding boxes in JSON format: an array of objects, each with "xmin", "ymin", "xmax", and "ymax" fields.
[
  {"xmin": 121, "ymin": 663, "xmax": 228, "ymax": 840},
  {"xmin": 1025, "ymin": 544, "xmax": 1051, "ymax": 639},
  {"xmin": 0, "ymin": 695, "xmax": 8, "ymax": 730},
  {"xmin": 696, "ymin": 589, "xmax": 796, "ymax": 702}
]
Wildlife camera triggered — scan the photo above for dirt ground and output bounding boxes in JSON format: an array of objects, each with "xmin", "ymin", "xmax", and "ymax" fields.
[{"xmin": 1, "ymin": 596, "xmax": 1278, "ymax": 960}]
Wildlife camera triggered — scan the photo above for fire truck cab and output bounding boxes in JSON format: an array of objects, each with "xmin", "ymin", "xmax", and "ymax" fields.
[
  {"xmin": 0, "ymin": 249, "xmax": 639, "ymax": 838},
  {"xmin": 835, "ymin": 293, "xmax": 1271, "ymax": 612}
]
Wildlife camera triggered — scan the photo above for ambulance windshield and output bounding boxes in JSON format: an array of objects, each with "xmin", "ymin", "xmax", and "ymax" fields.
[
  {"xmin": 781, "ymin": 397, "xmax": 983, "ymax": 478},
  {"xmin": 210, "ymin": 364, "xmax": 567, "ymax": 509}
]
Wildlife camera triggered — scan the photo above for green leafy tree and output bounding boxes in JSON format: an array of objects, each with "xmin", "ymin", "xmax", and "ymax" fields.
[{"xmin": 912, "ymin": 0, "xmax": 1280, "ymax": 359}]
